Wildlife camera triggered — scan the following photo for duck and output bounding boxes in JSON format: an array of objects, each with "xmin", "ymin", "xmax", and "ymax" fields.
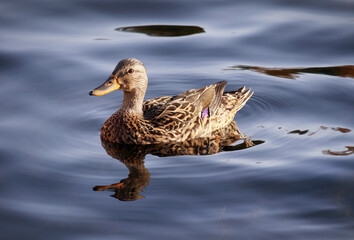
[{"xmin": 89, "ymin": 58, "xmax": 253, "ymax": 144}]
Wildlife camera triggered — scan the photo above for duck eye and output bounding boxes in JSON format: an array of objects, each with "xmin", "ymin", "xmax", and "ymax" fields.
[{"xmin": 128, "ymin": 69, "xmax": 134, "ymax": 74}]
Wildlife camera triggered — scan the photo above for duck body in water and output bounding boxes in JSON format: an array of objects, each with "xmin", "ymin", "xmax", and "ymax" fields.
[{"xmin": 89, "ymin": 58, "xmax": 253, "ymax": 144}]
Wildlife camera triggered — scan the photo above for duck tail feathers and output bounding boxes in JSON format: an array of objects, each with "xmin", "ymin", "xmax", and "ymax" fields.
[{"xmin": 223, "ymin": 86, "xmax": 253, "ymax": 113}]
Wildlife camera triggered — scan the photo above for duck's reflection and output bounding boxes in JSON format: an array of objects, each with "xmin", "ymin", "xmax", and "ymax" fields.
[{"xmin": 93, "ymin": 122, "xmax": 264, "ymax": 201}]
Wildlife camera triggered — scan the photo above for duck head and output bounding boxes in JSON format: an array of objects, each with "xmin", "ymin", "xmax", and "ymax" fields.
[{"xmin": 89, "ymin": 58, "xmax": 148, "ymax": 96}]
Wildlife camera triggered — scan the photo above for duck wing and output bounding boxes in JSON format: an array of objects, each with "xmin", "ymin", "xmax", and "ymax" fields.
[
  {"xmin": 143, "ymin": 96, "xmax": 174, "ymax": 119},
  {"xmin": 144, "ymin": 81, "xmax": 227, "ymax": 131}
]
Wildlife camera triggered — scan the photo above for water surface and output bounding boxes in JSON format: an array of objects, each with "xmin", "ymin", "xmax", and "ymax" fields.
[{"xmin": 1, "ymin": 0, "xmax": 353, "ymax": 239}]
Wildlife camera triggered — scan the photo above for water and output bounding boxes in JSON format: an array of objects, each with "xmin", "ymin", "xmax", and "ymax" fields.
[{"xmin": 1, "ymin": 0, "xmax": 353, "ymax": 239}]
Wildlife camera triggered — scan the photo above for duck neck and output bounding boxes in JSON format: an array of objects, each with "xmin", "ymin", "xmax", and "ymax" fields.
[{"xmin": 119, "ymin": 89, "xmax": 145, "ymax": 117}]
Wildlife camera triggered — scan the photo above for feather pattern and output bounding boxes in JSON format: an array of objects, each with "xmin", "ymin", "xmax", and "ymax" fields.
[{"xmin": 90, "ymin": 59, "xmax": 253, "ymax": 144}]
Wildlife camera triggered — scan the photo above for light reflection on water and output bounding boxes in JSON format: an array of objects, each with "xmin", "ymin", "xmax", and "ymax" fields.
[
  {"xmin": 115, "ymin": 25, "xmax": 205, "ymax": 37},
  {"xmin": 0, "ymin": 0, "xmax": 353, "ymax": 239},
  {"xmin": 229, "ymin": 65, "xmax": 354, "ymax": 79}
]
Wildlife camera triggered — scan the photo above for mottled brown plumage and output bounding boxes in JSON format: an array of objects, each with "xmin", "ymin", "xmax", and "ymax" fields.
[{"xmin": 89, "ymin": 58, "xmax": 253, "ymax": 144}]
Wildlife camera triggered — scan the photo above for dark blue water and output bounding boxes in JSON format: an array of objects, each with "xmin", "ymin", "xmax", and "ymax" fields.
[{"xmin": 1, "ymin": 0, "xmax": 353, "ymax": 239}]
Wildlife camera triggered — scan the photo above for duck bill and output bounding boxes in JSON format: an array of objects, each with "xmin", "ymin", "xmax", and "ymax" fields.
[{"xmin": 89, "ymin": 79, "xmax": 121, "ymax": 96}]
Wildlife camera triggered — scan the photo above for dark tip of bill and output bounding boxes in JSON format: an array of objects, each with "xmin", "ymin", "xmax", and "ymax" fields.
[{"xmin": 89, "ymin": 91, "xmax": 93, "ymax": 96}]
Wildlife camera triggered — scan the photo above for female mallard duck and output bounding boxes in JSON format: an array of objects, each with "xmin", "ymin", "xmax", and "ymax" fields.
[{"xmin": 89, "ymin": 58, "xmax": 253, "ymax": 144}]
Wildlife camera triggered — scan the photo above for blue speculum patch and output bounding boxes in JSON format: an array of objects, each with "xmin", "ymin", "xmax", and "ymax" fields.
[{"xmin": 201, "ymin": 107, "xmax": 209, "ymax": 119}]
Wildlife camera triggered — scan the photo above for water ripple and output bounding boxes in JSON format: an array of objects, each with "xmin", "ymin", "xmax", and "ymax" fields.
[
  {"xmin": 242, "ymin": 90, "xmax": 288, "ymax": 121},
  {"xmin": 115, "ymin": 25, "xmax": 205, "ymax": 37},
  {"xmin": 228, "ymin": 65, "xmax": 354, "ymax": 79}
]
